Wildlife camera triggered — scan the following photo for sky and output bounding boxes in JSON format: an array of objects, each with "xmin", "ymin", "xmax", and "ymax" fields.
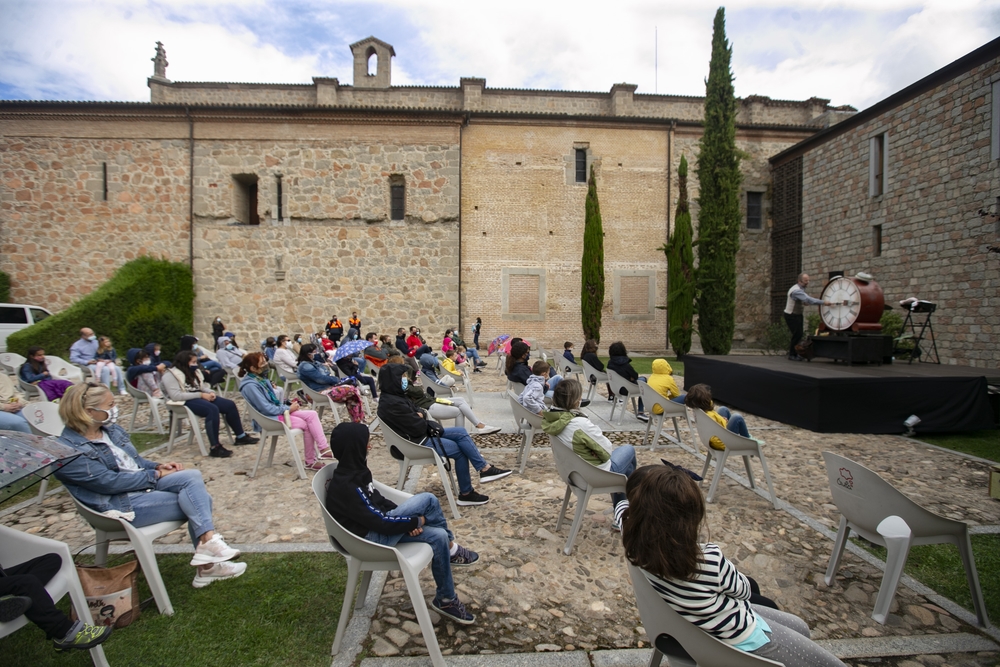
[{"xmin": 1, "ymin": 0, "xmax": 998, "ymax": 111}]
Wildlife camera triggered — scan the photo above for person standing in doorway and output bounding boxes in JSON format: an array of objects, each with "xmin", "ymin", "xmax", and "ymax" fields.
[{"xmin": 783, "ymin": 273, "xmax": 830, "ymax": 361}]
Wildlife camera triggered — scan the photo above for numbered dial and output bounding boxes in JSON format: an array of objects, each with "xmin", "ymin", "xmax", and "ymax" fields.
[{"xmin": 821, "ymin": 277, "xmax": 862, "ymax": 331}]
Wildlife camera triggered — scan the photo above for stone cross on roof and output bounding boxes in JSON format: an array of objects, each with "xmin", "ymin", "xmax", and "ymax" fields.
[{"xmin": 151, "ymin": 41, "xmax": 169, "ymax": 81}]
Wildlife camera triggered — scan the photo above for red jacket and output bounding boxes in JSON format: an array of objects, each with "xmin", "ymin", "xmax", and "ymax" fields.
[{"xmin": 405, "ymin": 334, "xmax": 423, "ymax": 356}]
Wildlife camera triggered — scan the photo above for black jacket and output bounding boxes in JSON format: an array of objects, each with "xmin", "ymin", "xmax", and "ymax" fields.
[
  {"xmin": 506, "ymin": 360, "xmax": 532, "ymax": 385},
  {"xmin": 607, "ymin": 354, "xmax": 639, "ymax": 394},
  {"xmin": 324, "ymin": 422, "xmax": 419, "ymax": 537},
  {"xmin": 394, "ymin": 335, "xmax": 409, "ymax": 355},
  {"xmin": 377, "ymin": 364, "xmax": 429, "ymax": 442},
  {"xmin": 581, "ymin": 351, "xmax": 605, "ymax": 384}
]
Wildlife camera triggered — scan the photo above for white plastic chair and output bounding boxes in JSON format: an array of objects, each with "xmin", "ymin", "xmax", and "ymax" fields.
[
  {"xmin": 381, "ymin": 423, "xmax": 461, "ymax": 519},
  {"xmin": 165, "ymin": 403, "xmax": 211, "ymax": 457},
  {"xmin": 45, "ymin": 355, "xmax": 84, "ymax": 383},
  {"xmin": 627, "ymin": 561, "xmax": 784, "ymax": 667},
  {"xmin": 69, "ymin": 496, "xmax": 184, "ymax": 616},
  {"xmin": 508, "ymin": 381, "xmax": 526, "ymax": 397},
  {"xmin": 278, "ymin": 371, "xmax": 301, "ymax": 397},
  {"xmin": 639, "ymin": 382, "xmax": 690, "ymax": 448},
  {"xmin": 822, "ymin": 451, "xmax": 990, "ymax": 627},
  {"xmin": 550, "ymin": 438, "xmax": 627, "ymax": 556},
  {"xmin": 0, "ymin": 524, "xmax": 110, "ymax": 667},
  {"xmin": 246, "ymin": 404, "xmax": 306, "ymax": 480},
  {"xmin": 508, "ymin": 391, "xmax": 543, "ymax": 473},
  {"xmin": 607, "ymin": 369, "xmax": 641, "ymax": 424},
  {"xmin": 494, "ymin": 352, "xmax": 506, "ymax": 375},
  {"xmin": 124, "ymin": 381, "xmax": 165, "ymax": 434},
  {"xmin": 300, "ymin": 383, "xmax": 345, "ymax": 424},
  {"xmin": 580, "ymin": 359, "xmax": 609, "ymax": 402},
  {"xmin": 691, "ymin": 409, "xmax": 778, "ymax": 509},
  {"xmin": 219, "ymin": 366, "xmax": 240, "ymax": 397},
  {"xmin": 551, "ymin": 354, "xmax": 584, "ymax": 383},
  {"xmin": 0, "ymin": 351, "xmax": 26, "ymax": 377},
  {"xmin": 311, "ymin": 464, "xmax": 446, "ymax": 667},
  {"xmin": 18, "ymin": 376, "xmax": 49, "ymax": 402},
  {"xmin": 23, "ymin": 401, "xmax": 65, "ymax": 505}
]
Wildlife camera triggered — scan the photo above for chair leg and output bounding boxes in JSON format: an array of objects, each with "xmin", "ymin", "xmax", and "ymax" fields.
[
  {"xmin": 519, "ymin": 431, "xmax": 534, "ymax": 474},
  {"xmin": 824, "ymin": 517, "xmax": 851, "ymax": 586},
  {"xmin": 743, "ymin": 454, "xmax": 757, "ymax": 490},
  {"xmin": 872, "ymin": 515, "xmax": 912, "ymax": 624},
  {"xmin": 652, "ymin": 416, "xmax": 665, "ymax": 449},
  {"xmin": 556, "ymin": 486, "xmax": 572, "ymax": 531},
  {"xmin": 647, "ymin": 648, "xmax": 665, "ymax": 667},
  {"xmin": 706, "ymin": 451, "xmax": 728, "ymax": 503},
  {"xmin": 94, "ymin": 532, "xmax": 110, "ymax": 567},
  {"xmin": 191, "ymin": 423, "xmax": 209, "ymax": 457},
  {"xmin": 436, "ymin": 457, "xmax": 461, "ymax": 520},
  {"xmin": 266, "ymin": 435, "xmax": 279, "ymax": 467},
  {"xmin": 756, "ymin": 449, "xmax": 779, "ymax": 509},
  {"xmin": 642, "ymin": 417, "xmax": 653, "ymax": 447},
  {"xmin": 332, "ymin": 560, "xmax": 362, "ymax": 655},
  {"xmin": 585, "ymin": 381, "xmax": 596, "ymax": 402},
  {"xmin": 121, "ymin": 523, "xmax": 173, "ymax": 616},
  {"xmin": 34, "ymin": 478, "xmax": 48, "ymax": 505},
  {"xmin": 956, "ymin": 531, "xmax": 991, "ymax": 627},
  {"xmin": 396, "ymin": 459, "xmax": 409, "ymax": 490},
  {"xmin": 355, "ymin": 571, "xmax": 374, "ymax": 611},
  {"xmin": 129, "ymin": 401, "xmax": 140, "ymax": 431},
  {"xmin": 699, "ymin": 450, "xmax": 713, "ymax": 482},
  {"xmin": 166, "ymin": 413, "xmax": 179, "ymax": 454},
  {"xmin": 671, "ymin": 416, "xmax": 681, "ymax": 445},
  {"xmin": 249, "ymin": 436, "xmax": 268, "ymax": 478},
  {"xmin": 286, "ymin": 430, "xmax": 306, "ymax": 480},
  {"xmin": 563, "ymin": 488, "xmax": 591, "ymax": 556},
  {"xmin": 399, "ymin": 562, "xmax": 447, "ymax": 667}
]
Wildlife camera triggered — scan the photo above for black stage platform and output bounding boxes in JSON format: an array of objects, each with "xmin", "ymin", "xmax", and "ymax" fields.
[{"xmin": 683, "ymin": 355, "xmax": 998, "ymax": 434}]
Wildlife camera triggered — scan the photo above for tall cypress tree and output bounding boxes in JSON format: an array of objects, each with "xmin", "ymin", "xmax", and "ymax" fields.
[
  {"xmin": 695, "ymin": 7, "xmax": 742, "ymax": 355},
  {"xmin": 581, "ymin": 164, "xmax": 605, "ymax": 342},
  {"xmin": 665, "ymin": 155, "xmax": 695, "ymax": 356}
]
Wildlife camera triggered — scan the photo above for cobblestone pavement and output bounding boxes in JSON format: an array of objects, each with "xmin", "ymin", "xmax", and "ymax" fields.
[{"xmin": 4, "ymin": 368, "xmax": 998, "ymax": 666}]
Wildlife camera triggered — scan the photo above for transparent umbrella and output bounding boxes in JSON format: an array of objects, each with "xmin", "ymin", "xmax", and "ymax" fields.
[{"xmin": 0, "ymin": 431, "xmax": 81, "ymax": 502}]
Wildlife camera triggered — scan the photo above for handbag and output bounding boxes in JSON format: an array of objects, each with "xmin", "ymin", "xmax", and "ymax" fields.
[{"xmin": 73, "ymin": 558, "xmax": 142, "ymax": 628}]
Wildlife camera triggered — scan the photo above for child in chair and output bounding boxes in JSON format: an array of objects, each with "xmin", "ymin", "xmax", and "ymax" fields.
[{"xmin": 683, "ymin": 383, "xmax": 750, "ymax": 450}]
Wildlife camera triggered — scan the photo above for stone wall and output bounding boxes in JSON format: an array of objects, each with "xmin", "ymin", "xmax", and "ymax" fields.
[
  {"xmin": 150, "ymin": 81, "xmax": 317, "ymax": 106},
  {"xmin": 797, "ymin": 57, "xmax": 1000, "ymax": 367}
]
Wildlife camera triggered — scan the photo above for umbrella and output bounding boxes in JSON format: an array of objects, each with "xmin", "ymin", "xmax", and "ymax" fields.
[
  {"xmin": 487, "ymin": 334, "xmax": 511, "ymax": 356},
  {"xmin": 332, "ymin": 339, "xmax": 371, "ymax": 362},
  {"xmin": 0, "ymin": 431, "xmax": 82, "ymax": 502}
]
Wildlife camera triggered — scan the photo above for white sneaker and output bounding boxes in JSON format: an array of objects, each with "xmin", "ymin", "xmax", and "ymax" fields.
[
  {"xmin": 475, "ymin": 425, "xmax": 501, "ymax": 435},
  {"xmin": 190, "ymin": 534, "xmax": 240, "ymax": 566},
  {"xmin": 192, "ymin": 561, "xmax": 247, "ymax": 588}
]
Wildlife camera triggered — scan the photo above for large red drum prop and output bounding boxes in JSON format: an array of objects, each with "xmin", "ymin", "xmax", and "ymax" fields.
[{"xmin": 819, "ymin": 273, "xmax": 884, "ymax": 332}]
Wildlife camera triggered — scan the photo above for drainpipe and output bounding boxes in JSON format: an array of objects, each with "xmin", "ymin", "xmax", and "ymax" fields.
[
  {"xmin": 186, "ymin": 106, "xmax": 194, "ymax": 269},
  {"xmin": 458, "ymin": 112, "xmax": 469, "ymax": 330}
]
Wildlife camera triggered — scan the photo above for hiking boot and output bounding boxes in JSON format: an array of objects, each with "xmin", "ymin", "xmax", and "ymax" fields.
[
  {"xmin": 209, "ymin": 446, "xmax": 233, "ymax": 458},
  {"xmin": 190, "ymin": 534, "xmax": 240, "ymax": 566},
  {"xmin": 192, "ymin": 561, "xmax": 247, "ymax": 588},
  {"xmin": 457, "ymin": 490, "xmax": 490, "ymax": 506},
  {"xmin": 0, "ymin": 595, "xmax": 31, "ymax": 622},
  {"xmin": 478, "ymin": 465, "xmax": 512, "ymax": 483},
  {"xmin": 449, "ymin": 544, "xmax": 479, "ymax": 567},
  {"xmin": 53, "ymin": 623, "xmax": 112, "ymax": 651},
  {"xmin": 432, "ymin": 596, "xmax": 475, "ymax": 625}
]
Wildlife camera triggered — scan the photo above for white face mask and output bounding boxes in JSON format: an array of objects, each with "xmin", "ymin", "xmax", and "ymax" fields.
[
  {"xmin": 285, "ymin": 341, "xmax": 292, "ymax": 348},
  {"xmin": 88, "ymin": 335, "xmax": 97, "ymax": 341},
  {"xmin": 96, "ymin": 405, "xmax": 118, "ymax": 425}
]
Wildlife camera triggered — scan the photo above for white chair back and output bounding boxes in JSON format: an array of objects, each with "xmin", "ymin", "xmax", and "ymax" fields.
[
  {"xmin": 18, "ymin": 376, "xmax": 48, "ymax": 402},
  {"xmin": 0, "ymin": 352, "xmax": 26, "ymax": 376},
  {"xmin": 24, "ymin": 401, "xmax": 64, "ymax": 437},
  {"xmin": 124, "ymin": 380, "xmax": 165, "ymax": 433},
  {"xmin": 552, "ymin": 354, "xmax": 583, "ymax": 381},
  {"xmin": 606, "ymin": 369, "xmax": 641, "ymax": 424},
  {"xmin": 381, "ymin": 423, "xmax": 461, "ymax": 519},
  {"xmin": 507, "ymin": 391, "xmax": 543, "ymax": 473},
  {"xmin": 301, "ymin": 383, "xmax": 345, "ymax": 423},
  {"xmin": 638, "ymin": 382, "xmax": 690, "ymax": 448},
  {"xmin": 580, "ymin": 359, "xmax": 608, "ymax": 401},
  {"xmin": 44, "ymin": 355, "xmax": 83, "ymax": 383},
  {"xmin": 244, "ymin": 402, "xmax": 306, "ymax": 480}
]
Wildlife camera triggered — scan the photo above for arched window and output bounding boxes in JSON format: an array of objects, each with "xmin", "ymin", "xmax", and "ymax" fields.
[{"xmin": 366, "ymin": 46, "xmax": 378, "ymax": 76}]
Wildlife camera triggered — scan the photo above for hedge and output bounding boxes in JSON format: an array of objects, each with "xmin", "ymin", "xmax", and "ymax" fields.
[
  {"xmin": 6, "ymin": 258, "xmax": 194, "ymax": 362},
  {"xmin": 0, "ymin": 270, "xmax": 10, "ymax": 303}
]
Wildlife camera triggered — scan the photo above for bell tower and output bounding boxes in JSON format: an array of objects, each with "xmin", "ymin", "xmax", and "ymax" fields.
[{"xmin": 350, "ymin": 36, "xmax": 395, "ymax": 88}]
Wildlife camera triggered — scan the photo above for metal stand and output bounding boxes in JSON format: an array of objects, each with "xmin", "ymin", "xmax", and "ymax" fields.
[{"xmin": 899, "ymin": 305, "xmax": 940, "ymax": 364}]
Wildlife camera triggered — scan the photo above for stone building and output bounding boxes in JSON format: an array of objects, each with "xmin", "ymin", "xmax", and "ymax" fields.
[
  {"xmin": 770, "ymin": 36, "xmax": 1000, "ymax": 368},
  {"xmin": 1, "ymin": 36, "xmax": 853, "ymax": 352}
]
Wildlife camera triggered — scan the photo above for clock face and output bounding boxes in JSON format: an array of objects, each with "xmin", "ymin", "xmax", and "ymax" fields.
[{"xmin": 821, "ymin": 277, "xmax": 861, "ymax": 331}]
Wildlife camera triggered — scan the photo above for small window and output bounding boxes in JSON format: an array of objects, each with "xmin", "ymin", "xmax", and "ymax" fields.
[
  {"xmin": 873, "ymin": 224, "xmax": 882, "ymax": 257},
  {"xmin": 746, "ymin": 192, "xmax": 763, "ymax": 229},
  {"xmin": 232, "ymin": 174, "xmax": 260, "ymax": 225},
  {"xmin": 390, "ymin": 182, "xmax": 405, "ymax": 220},
  {"xmin": 29, "ymin": 308, "xmax": 50, "ymax": 323},
  {"xmin": 870, "ymin": 134, "xmax": 886, "ymax": 197},
  {"xmin": 0, "ymin": 307, "xmax": 28, "ymax": 325},
  {"xmin": 575, "ymin": 149, "xmax": 587, "ymax": 183}
]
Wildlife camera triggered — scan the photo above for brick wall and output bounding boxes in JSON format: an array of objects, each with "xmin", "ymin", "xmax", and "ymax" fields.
[{"xmin": 797, "ymin": 57, "xmax": 1000, "ymax": 367}]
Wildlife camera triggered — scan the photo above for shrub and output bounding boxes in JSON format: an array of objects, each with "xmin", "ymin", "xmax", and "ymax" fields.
[
  {"xmin": 663, "ymin": 155, "xmax": 695, "ymax": 357},
  {"xmin": 807, "ymin": 313, "xmax": 821, "ymax": 335},
  {"xmin": 765, "ymin": 321, "xmax": 791, "ymax": 355},
  {"xmin": 6, "ymin": 257, "xmax": 194, "ymax": 360},
  {"xmin": 581, "ymin": 164, "xmax": 605, "ymax": 342},
  {"xmin": 0, "ymin": 271, "xmax": 10, "ymax": 303}
]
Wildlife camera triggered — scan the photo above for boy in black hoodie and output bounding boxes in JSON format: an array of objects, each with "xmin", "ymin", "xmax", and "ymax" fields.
[{"xmin": 324, "ymin": 422, "xmax": 478, "ymax": 624}]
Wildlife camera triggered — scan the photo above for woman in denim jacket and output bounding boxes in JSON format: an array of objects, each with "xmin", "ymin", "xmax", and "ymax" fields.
[{"xmin": 54, "ymin": 382, "xmax": 247, "ymax": 589}]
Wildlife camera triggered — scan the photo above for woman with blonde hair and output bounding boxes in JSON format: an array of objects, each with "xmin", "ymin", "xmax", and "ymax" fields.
[{"xmin": 55, "ymin": 383, "xmax": 247, "ymax": 589}]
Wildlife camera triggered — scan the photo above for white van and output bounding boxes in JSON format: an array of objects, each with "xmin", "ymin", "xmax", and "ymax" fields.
[{"xmin": 0, "ymin": 304, "xmax": 53, "ymax": 352}]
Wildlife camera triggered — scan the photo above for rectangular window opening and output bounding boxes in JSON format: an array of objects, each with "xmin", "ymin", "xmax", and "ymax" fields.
[
  {"xmin": 870, "ymin": 134, "xmax": 885, "ymax": 197},
  {"xmin": 575, "ymin": 149, "xmax": 587, "ymax": 183},
  {"xmin": 101, "ymin": 162, "xmax": 108, "ymax": 201},
  {"xmin": 232, "ymin": 174, "xmax": 260, "ymax": 225},
  {"xmin": 746, "ymin": 191, "xmax": 763, "ymax": 229},
  {"xmin": 873, "ymin": 224, "xmax": 882, "ymax": 257},
  {"xmin": 390, "ymin": 179, "xmax": 405, "ymax": 221}
]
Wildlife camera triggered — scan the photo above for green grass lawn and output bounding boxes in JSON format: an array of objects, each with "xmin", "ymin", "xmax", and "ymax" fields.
[
  {"xmin": 853, "ymin": 534, "xmax": 1000, "ymax": 624},
  {"xmin": 597, "ymin": 356, "xmax": 684, "ymax": 376},
  {"xmin": 914, "ymin": 430, "xmax": 1000, "ymax": 462},
  {"xmin": 2, "ymin": 552, "xmax": 348, "ymax": 667}
]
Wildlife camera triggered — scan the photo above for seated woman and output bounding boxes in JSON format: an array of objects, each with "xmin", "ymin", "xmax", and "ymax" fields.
[
  {"xmin": 580, "ymin": 339, "xmax": 613, "ymax": 400},
  {"xmin": 272, "ymin": 335, "xmax": 299, "ymax": 380},
  {"xmin": 54, "ymin": 383, "xmax": 247, "ymax": 589},
  {"xmin": 505, "ymin": 341, "xmax": 562, "ymax": 396},
  {"xmin": 296, "ymin": 344, "xmax": 365, "ymax": 423},
  {"xmin": 607, "ymin": 341, "xmax": 647, "ymax": 421},
  {"xmin": 325, "ymin": 421, "xmax": 478, "ymax": 624},
  {"xmin": 95, "ymin": 336, "xmax": 126, "ymax": 395},
  {"xmin": 238, "ymin": 352, "xmax": 331, "ymax": 471},
  {"xmin": 620, "ymin": 465, "xmax": 846, "ymax": 666},
  {"xmin": 180, "ymin": 335, "xmax": 224, "ymax": 383},
  {"xmin": 19, "ymin": 346, "xmax": 74, "ymax": 401},
  {"xmin": 125, "ymin": 348, "xmax": 164, "ymax": 398},
  {"xmin": 542, "ymin": 379, "xmax": 636, "ymax": 522},
  {"xmin": 684, "ymin": 383, "xmax": 751, "ymax": 448},
  {"xmin": 336, "ymin": 354, "xmax": 378, "ymax": 400},
  {"xmin": 377, "ymin": 363, "xmax": 510, "ymax": 506},
  {"xmin": 160, "ymin": 351, "xmax": 258, "ymax": 458}
]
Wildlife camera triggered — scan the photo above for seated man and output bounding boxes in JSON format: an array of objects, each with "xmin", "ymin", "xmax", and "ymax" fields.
[
  {"xmin": 69, "ymin": 327, "xmax": 116, "ymax": 385},
  {"xmin": 377, "ymin": 364, "xmax": 510, "ymax": 506},
  {"xmin": 325, "ymin": 422, "xmax": 478, "ymax": 624},
  {"xmin": 0, "ymin": 552, "xmax": 113, "ymax": 651}
]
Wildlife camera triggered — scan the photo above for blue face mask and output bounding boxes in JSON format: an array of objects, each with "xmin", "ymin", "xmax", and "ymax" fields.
[
  {"xmin": 401, "ymin": 377, "xmax": 409, "ymax": 391},
  {"xmin": 226, "ymin": 344, "xmax": 235, "ymax": 351}
]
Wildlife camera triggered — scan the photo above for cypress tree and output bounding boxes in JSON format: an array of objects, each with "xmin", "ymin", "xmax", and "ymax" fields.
[
  {"xmin": 581, "ymin": 164, "xmax": 605, "ymax": 342},
  {"xmin": 695, "ymin": 7, "xmax": 742, "ymax": 355},
  {"xmin": 665, "ymin": 155, "xmax": 695, "ymax": 356}
]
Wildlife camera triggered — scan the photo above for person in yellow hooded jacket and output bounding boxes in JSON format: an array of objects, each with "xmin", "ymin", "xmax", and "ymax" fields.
[{"xmin": 645, "ymin": 358, "xmax": 687, "ymax": 414}]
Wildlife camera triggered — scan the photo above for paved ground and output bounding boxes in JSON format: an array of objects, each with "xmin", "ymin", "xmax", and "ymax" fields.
[{"xmin": 3, "ymin": 362, "xmax": 998, "ymax": 666}]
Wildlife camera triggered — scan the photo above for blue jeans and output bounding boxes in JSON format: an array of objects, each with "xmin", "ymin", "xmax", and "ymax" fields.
[
  {"xmin": 127, "ymin": 469, "xmax": 215, "ymax": 543},
  {"xmin": 100, "ymin": 365, "xmax": 125, "ymax": 388},
  {"xmin": 201, "ymin": 360, "xmax": 222, "ymax": 374},
  {"xmin": 465, "ymin": 348, "xmax": 482, "ymax": 364},
  {"xmin": 670, "ymin": 394, "xmax": 686, "ymax": 404},
  {"xmin": 610, "ymin": 444, "xmax": 637, "ymax": 506},
  {"xmin": 543, "ymin": 374, "xmax": 563, "ymax": 399},
  {"xmin": 716, "ymin": 406, "xmax": 750, "ymax": 438},
  {"xmin": 355, "ymin": 355, "xmax": 367, "ymax": 375},
  {"xmin": 0, "ymin": 409, "xmax": 31, "ymax": 433},
  {"xmin": 365, "ymin": 492, "xmax": 456, "ymax": 602},
  {"xmin": 435, "ymin": 427, "xmax": 487, "ymax": 494}
]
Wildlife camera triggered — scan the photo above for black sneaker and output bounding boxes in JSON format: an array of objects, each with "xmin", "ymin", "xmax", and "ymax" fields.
[
  {"xmin": 234, "ymin": 434, "xmax": 259, "ymax": 445},
  {"xmin": 636, "ymin": 412, "xmax": 650, "ymax": 423},
  {"xmin": 457, "ymin": 490, "xmax": 489, "ymax": 506},
  {"xmin": 432, "ymin": 596, "xmax": 475, "ymax": 625},
  {"xmin": 579, "ymin": 399, "xmax": 591, "ymax": 408},
  {"xmin": 210, "ymin": 446, "xmax": 233, "ymax": 458},
  {"xmin": 479, "ymin": 465, "xmax": 512, "ymax": 483},
  {"xmin": 54, "ymin": 624, "xmax": 113, "ymax": 651},
  {"xmin": 450, "ymin": 544, "xmax": 479, "ymax": 566},
  {"xmin": 0, "ymin": 595, "xmax": 31, "ymax": 622}
]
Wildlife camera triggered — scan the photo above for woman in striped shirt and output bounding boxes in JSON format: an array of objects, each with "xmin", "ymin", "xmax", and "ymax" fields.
[{"xmin": 620, "ymin": 465, "xmax": 846, "ymax": 666}]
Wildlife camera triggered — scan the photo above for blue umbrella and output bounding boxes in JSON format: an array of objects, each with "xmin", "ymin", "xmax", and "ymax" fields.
[{"xmin": 332, "ymin": 339, "xmax": 371, "ymax": 362}]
